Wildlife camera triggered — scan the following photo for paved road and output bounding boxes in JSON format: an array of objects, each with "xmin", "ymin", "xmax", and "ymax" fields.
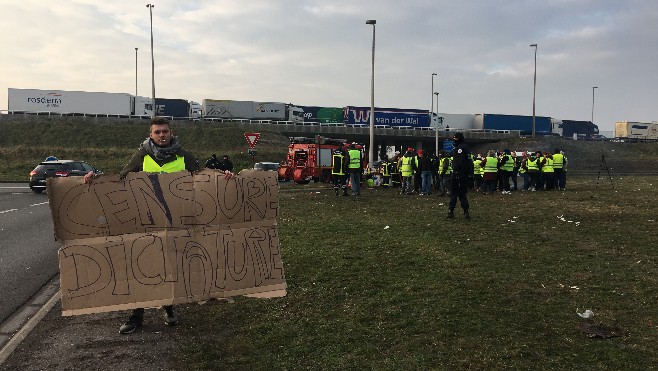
[{"xmin": 0, "ymin": 183, "xmax": 60, "ymax": 323}]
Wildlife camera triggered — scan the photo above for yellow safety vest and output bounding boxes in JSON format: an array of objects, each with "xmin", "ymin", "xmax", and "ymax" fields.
[
  {"xmin": 473, "ymin": 159, "xmax": 482, "ymax": 175},
  {"xmin": 381, "ymin": 161, "xmax": 390, "ymax": 176},
  {"xmin": 400, "ymin": 156, "xmax": 414, "ymax": 177},
  {"xmin": 501, "ymin": 154, "xmax": 514, "ymax": 171},
  {"xmin": 542, "ymin": 158, "xmax": 554, "ymax": 173},
  {"xmin": 526, "ymin": 158, "xmax": 539, "ymax": 171},
  {"xmin": 332, "ymin": 153, "xmax": 345, "ymax": 175},
  {"xmin": 553, "ymin": 153, "xmax": 564, "ymax": 169},
  {"xmin": 142, "ymin": 155, "xmax": 185, "ymax": 173},
  {"xmin": 348, "ymin": 149, "xmax": 361, "ymax": 169},
  {"xmin": 483, "ymin": 156, "xmax": 498, "ymax": 173}
]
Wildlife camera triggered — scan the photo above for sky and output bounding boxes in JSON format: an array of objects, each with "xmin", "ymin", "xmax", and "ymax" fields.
[{"xmin": 1, "ymin": 0, "xmax": 657, "ymax": 133}]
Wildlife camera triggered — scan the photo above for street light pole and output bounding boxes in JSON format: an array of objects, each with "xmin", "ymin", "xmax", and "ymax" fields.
[
  {"xmin": 366, "ymin": 19, "xmax": 376, "ymax": 167},
  {"xmin": 134, "ymin": 47, "xmax": 138, "ymax": 97},
  {"xmin": 147, "ymin": 4, "xmax": 155, "ymax": 119},
  {"xmin": 431, "ymin": 73, "xmax": 437, "ymax": 154},
  {"xmin": 591, "ymin": 86, "xmax": 598, "ymax": 124},
  {"xmin": 434, "ymin": 92, "xmax": 439, "ymax": 154},
  {"xmin": 530, "ymin": 43, "xmax": 537, "ymax": 137}
]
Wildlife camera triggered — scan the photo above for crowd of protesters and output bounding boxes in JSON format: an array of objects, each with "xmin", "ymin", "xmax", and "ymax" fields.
[{"xmin": 331, "ymin": 146, "xmax": 568, "ymax": 196}]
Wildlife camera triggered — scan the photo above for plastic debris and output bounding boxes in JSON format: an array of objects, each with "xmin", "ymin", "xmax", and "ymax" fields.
[
  {"xmin": 577, "ymin": 309, "xmax": 594, "ymax": 318},
  {"xmin": 384, "ymin": 225, "xmax": 390, "ymax": 230}
]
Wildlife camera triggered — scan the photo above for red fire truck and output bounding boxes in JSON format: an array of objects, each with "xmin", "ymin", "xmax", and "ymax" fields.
[{"xmin": 277, "ymin": 136, "xmax": 365, "ymax": 184}]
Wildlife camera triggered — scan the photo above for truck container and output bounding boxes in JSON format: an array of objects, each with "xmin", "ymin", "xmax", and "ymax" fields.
[
  {"xmin": 8, "ymin": 88, "xmax": 133, "ymax": 116},
  {"xmin": 474, "ymin": 113, "xmax": 551, "ymax": 135},
  {"xmin": 201, "ymin": 99, "xmax": 303, "ymax": 123},
  {"xmin": 615, "ymin": 121, "xmax": 658, "ymax": 140},
  {"xmin": 298, "ymin": 106, "xmax": 344, "ymax": 123},
  {"xmin": 344, "ymin": 106, "xmax": 431, "ymax": 128},
  {"xmin": 557, "ymin": 120, "xmax": 599, "ymax": 138}
]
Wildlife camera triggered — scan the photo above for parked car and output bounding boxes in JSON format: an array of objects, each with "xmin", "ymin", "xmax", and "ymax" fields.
[
  {"xmin": 253, "ymin": 162, "xmax": 280, "ymax": 172},
  {"xmin": 29, "ymin": 160, "xmax": 99, "ymax": 194}
]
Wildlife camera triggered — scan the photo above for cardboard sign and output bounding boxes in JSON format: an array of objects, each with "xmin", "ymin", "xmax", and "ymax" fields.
[{"xmin": 47, "ymin": 169, "xmax": 286, "ymax": 316}]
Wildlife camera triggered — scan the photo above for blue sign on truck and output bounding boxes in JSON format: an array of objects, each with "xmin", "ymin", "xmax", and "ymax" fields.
[{"xmin": 343, "ymin": 106, "xmax": 431, "ymax": 128}]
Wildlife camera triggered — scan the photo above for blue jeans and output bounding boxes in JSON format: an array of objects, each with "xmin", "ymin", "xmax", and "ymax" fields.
[
  {"xmin": 421, "ymin": 171, "xmax": 432, "ymax": 194},
  {"xmin": 349, "ymin": 172, "xmax": 361, "ymax": 195}
]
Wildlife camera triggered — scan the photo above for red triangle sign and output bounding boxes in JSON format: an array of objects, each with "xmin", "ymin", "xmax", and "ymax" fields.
[{"xmin": 244, "ymin": 132, "xmax": 260, "ymax": 149}]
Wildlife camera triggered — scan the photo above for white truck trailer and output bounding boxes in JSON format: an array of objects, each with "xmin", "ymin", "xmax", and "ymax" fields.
[
  {"xmin": 201, "ymin": 99, "xmax": 303, "ymax": 123},
  {"xmin": 615, "ymin": 121, "xmax": 658, "ymax": 140},
  {"xmin": 8, "ymin": 88, "xmax": 134, "ymax": 116}
]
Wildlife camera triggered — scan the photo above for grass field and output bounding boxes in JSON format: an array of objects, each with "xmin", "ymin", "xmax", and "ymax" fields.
[
  {"xmin": 168, "ymin": 176, "xmax": 658, "ymax": 369},
  {"xmin": 3, "ymin": 116, "xmax": 657, "ymax": 368}
]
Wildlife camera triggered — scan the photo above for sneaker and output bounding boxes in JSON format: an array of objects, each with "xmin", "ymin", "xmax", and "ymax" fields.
[
  {"xmin": 164, "ymin": 307, "xmax": 178, "ymax": 326},
  {"xmin": 119, "ymin": 314, "xmax": 143, "ymax": 334},
  {"xmin": 446, "ymin": 210, "xmax": 455, "ymax": 219}
]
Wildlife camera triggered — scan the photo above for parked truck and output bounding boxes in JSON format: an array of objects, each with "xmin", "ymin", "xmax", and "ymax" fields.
[
  {"xmin": 8, "ymin": 88, "xmax": 134, "ymax": 116},
  {"xmin": 343, "ymin": 106, "xmax": 434, "ymax": 128},
  {"xmin": 298, "ymin": 106, "xmax": 344, "ymax": 123},
  {"xmin": 202, "ymin": 99, "xmax": 304, "ymax": 124},
  {"xmin": 615, "ymin": 121, "xmax": 658, "ymax": 140},
  {"xmin": 277, "ymin": 137, "xmax": 364, "ymax": 184},
  {"xmin": 551, "ymin": 119, "xmax": 599, "ymax": 138},
  {"xmin": 474, "ymin": 113, "xmax": 551, "ymax": 135}
]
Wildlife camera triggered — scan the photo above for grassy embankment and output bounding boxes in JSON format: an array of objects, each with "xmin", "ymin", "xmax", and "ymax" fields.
[
  {"xmin": 170, "ymin": 176, "xmax": 658, "ymax": 369},
  {"xmin": 0, "ymin": 116, "xmax": 290, "ymax": 181}
]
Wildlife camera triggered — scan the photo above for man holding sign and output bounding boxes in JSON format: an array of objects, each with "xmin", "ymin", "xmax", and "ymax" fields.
[{"xmin": 84, "ymin": 116, "xmax": 234, "ymax": 334}]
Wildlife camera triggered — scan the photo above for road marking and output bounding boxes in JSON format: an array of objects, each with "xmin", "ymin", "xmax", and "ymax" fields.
[
  {"xmin": 0, "ymin": 209, "xmax": 18, "ymax": 214},
  {"xmin": 30, "ymin": 202, "xmax": 49, "ymax": 207},
  {"xmin": 0, "ymin": 186, "xmax": 29, "ymax": 189}
]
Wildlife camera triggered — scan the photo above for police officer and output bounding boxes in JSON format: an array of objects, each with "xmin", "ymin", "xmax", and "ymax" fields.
[
  {"xmin": 331, "ymin": 147, "xmax": 348, "ymax": 196},
  {"xmin": 447, "ymin": 132, "xmax": 472, "ymax": 219}
]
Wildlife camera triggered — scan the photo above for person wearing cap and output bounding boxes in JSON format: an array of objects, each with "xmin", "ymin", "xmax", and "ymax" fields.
[{"xmin": 447, "ymin": 132, "xmax": 472, "ymax": 219}]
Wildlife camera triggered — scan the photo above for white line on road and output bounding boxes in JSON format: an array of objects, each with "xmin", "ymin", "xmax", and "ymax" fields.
[
  {"xmin": 0, "ymin": 209, "xmax": 18, "ymax": 214},
  {"xmin": 30, "ymin": 202, "xmax": 49, "ymax": 207}
]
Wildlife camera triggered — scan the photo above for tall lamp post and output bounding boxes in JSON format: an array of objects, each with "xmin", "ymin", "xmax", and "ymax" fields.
[
  {"xmin": 147, "ymin": 4, "xmax": 156, "ymax": 119},
  {"xmin": 591, "ymin": 86, "xmax": 598, "ymax": 124},
  {"xmin": 134, "ymin": 47, "xmax": 138, "ymax": 97},
  {"xmin": 431, "ymin": 73, "xmax": 437, "ymax": 153},
  {"xmin": 366, "ymin": 19, "xmax": 376, "ymax": 167},
  {"xmin": 530, "ymin": 43, "xmax": 537, "ymax": 137},
  {"xmin": 434, "ymin": 92, "xmax": 440, "ymax": 154}
]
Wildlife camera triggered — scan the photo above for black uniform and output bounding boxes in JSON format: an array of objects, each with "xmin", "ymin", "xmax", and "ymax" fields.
[{"xmin": 448, "ymin": 133, "xmax": 472, "ymax": 218}]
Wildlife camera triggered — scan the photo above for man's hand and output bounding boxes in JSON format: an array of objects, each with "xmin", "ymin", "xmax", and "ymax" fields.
[
  {"xmin": 83, "ymin": 171, "xmax": 95, "ymax": 184},
  {"xmin": 224, "ymin": 170, "xmax": 235, "ymax": 179}
]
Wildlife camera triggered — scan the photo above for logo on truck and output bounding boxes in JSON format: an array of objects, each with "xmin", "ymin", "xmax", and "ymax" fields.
[{"xmin": 27, "ymin": 92, "xmax": 62, "ymax": 108}]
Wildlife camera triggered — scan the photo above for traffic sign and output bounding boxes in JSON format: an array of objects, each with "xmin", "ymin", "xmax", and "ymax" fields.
[{"xmin": 244, "ymin": 132, "xmax": 260, "ymax": 149}]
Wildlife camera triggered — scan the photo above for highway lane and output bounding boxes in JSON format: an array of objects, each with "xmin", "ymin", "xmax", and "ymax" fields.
[{"xmin": 0, "ymin": 183, "xmax": 60, "ymax": 323}]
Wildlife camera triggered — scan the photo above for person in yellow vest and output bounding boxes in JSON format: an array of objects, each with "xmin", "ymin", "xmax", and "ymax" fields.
[
  {"xmin": 390, "ymin": 152, "xmax": 401, "ymax": 188},
  {"xmin": 345, "ymin": 142, "xmax": 363, "ymax": 196},
  {"xmin": 84, "ymin": 116, "xmax": 233, "ymax": 335},
  {"xmin": 523, "ymin": 151, "xmax": 541, "ymax": 191},
  {"xmin": 552, "ymin": 148, "xmax": 566, "ymax": 190},
  {"xmin": 497, "ymin": 149, "xmax": 515, "ymax": 194},
  {"xmin": 331, "ymin": 147, "xmax": 348, "ymax": 196},
  {"xmin": 480, "ymin": 149, "xmax": 499, "ymax": 195},
  {"xmin": 380, "ymin": 156, "xmax": 391, "ymax": 190},
  {"xmin": 541, "ymin": 152, "xmax": 555, "ymax": 190},
  {"xmin": 398, "ymin": 147, "xmax": 416, "ymax": 195},
  {"xmin": 472, "ymin": 154, "xmax": 483, "ymax": 191},
  {"xmin": 438, "ymin": 151, "xmax": 452, "ymax": 196}
]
